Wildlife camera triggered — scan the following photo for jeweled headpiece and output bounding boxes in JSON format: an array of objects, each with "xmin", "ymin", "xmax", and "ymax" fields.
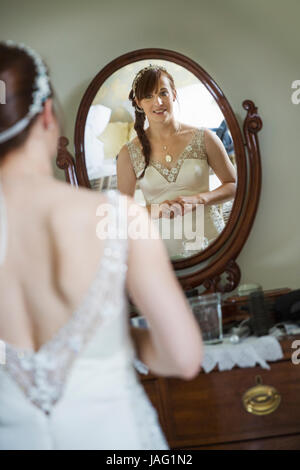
[
  {"xmin": 0, "ymin": 40, "xmax": 51, "ymax": 144},
  {"xmin": 131, "ymin": 64, "xmax": 167, "ymax": 98}
]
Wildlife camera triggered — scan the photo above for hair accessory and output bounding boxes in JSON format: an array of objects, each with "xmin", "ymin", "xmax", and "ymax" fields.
[
  {"xmin": 0, "ymin": 40, "xmax": 51, "ymax": 144},
  {"xmin": 135, "ymin": 105, "xmax": 145, "ymax": 114},
  {"xmin": 132, "ymin": 64, "xmax": 167, "ymax": 98}
]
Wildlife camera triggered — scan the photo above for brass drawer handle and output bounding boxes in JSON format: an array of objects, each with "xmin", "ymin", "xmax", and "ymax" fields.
[{"xmin": 242, "ymin": 376, "xmax": 281, "ymax": 416}]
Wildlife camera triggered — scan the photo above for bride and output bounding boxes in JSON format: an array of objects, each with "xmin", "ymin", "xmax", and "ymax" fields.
[
  {"xmin": 117, "ymin": 65, "xmax": 236, "ymax": 258},
  {"xmin": 0, "ymin": 42, "xmax": 203, "ymax": 450}
]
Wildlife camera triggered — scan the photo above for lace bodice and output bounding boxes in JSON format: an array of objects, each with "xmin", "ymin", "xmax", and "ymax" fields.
[
  {"xmin": 1, "ymin": 191, "xmax": 129, "ymax": 415},
  {"xmin": 127, "ymin": 127, "xmax": 207, "ymax": 183},
  {"xmin": 126, "ymin": 127, "xmax": 224, "ymax": 257}
]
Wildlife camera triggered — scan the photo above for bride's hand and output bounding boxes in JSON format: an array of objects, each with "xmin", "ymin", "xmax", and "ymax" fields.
[
  {"xmin": 157, "ymin": 200, "xmax": 183, "ymax": 218},
  {"xmin": 146, "ymin": 201, "xmax": 176, "ymax": 219},
  {"xmin": 148, "ymin": 196, "xmax": 204, "ymax": 219},
  {"xmin": 171, "ymin": 194, "xmax": 207, "ymax": 215}
]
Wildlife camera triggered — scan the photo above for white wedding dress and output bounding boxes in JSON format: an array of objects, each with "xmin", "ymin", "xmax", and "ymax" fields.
[
  {"xmin": 0, "ymin": 189, "xmax": 168, "ymax": 450},
  {"xmin": 127, "ymin": 128, "xmax": 225, "ymax": 259}
]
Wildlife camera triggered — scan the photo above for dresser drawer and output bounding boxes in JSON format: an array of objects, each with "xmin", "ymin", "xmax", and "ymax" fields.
[
  {"xmin": 189, "ymin": 434, "xmax": 300, "ymax": 450},
  {"xmin": 162, "ymin": 360, "xmax": 300, "ymax": 448}
]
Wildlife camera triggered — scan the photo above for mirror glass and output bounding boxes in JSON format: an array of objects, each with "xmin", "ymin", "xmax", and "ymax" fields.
[{"xmin": 84, "ymin": 59, "xmax": 237, "ymax": 261}]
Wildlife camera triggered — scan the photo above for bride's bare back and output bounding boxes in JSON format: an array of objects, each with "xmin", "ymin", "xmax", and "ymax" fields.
[{"xmin": 0, "ymin": 176, "xmax": 108, "ymax": 352}]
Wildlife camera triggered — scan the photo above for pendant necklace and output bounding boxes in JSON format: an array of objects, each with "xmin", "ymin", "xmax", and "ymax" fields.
[{"xmin": 162, "ymin": 124, "xmax": 181, "ymax": 163}]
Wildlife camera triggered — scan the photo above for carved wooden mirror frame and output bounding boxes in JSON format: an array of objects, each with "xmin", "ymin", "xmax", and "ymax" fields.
[{"xmin": 57, "ymin": 48, "xmax": 262, "ymax": 294}]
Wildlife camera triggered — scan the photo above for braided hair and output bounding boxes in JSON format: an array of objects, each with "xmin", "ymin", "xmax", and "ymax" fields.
[{"xmin": 129, "ymin": 67, "xmax": 177, "ymax": 179}]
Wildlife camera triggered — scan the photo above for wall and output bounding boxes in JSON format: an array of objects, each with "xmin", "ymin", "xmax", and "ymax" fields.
[{"xmin": 1, "ymin": 0, "xmax": 300, "ymax": 289}]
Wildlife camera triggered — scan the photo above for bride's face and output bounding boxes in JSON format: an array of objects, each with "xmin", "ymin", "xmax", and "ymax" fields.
[{"xmin": 137, "ymin": 74, "xmax": 176, "ymax": 124}]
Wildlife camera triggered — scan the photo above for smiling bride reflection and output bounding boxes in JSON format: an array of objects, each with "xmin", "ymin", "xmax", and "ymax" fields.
[{"xmin": 117, "ymin": 65, "xmax": 236, "ymax": 259}]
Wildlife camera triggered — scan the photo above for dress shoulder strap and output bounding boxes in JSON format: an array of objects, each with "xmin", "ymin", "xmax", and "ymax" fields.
[
  {"xmin": 103, "ymin": 189, "xmax": 129, "ymax": 247},
  {"xmin": 192, "ymin": 127, "xmax": 208, "ymax": 160},
  {"xmin": 126, "ymin": 140, "xmax": 146, "ymax": 178}
]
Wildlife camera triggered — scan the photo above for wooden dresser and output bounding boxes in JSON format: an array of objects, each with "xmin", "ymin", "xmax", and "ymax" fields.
[{"xmin": 140, "ymin": 334, "xmax": 300, "ymax": 450}]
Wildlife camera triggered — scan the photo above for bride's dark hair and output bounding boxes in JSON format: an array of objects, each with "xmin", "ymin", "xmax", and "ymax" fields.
[
  {"xmin": 0, "ymin": 43, "xmax": 59, "ymax": 159},
  {"xmin": 129, "ymin": 68, "xmax": 177, "ymax": 179}
]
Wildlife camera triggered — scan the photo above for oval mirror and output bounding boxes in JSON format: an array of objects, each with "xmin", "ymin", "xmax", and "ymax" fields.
[{"xmin": 57, "ymin": 49, "xmax": 262, "ymax": 294}]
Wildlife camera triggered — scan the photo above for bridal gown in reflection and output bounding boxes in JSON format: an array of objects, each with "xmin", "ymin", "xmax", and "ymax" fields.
[
  {"xmin": 127, "ymin": 128, "xmax": 225, "ymax": 259},
  {"xmin": 0, "ymin": 190, "xmax": 168, "ymax": 450}
]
